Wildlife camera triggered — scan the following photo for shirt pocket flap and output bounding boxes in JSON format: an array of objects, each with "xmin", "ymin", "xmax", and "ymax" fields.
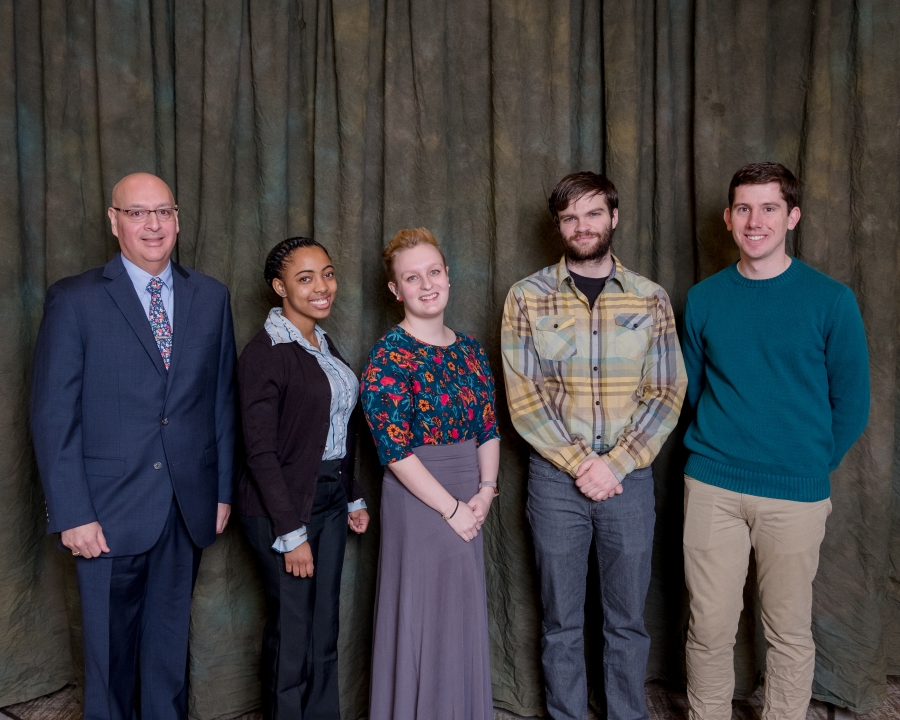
[
  {"xmin": 614, "ymin": 313, "xmax": 653, "ymax": 331},
  {"xmin": 536, "ymin": 315, "xmax": 576, "ymax": 332},
  {"xmin": 534, "ymin": 315, "xmax": 578, "ymax": 361},
  {"xmin": 84, "ymin": 457, "xmax": 126, "ymax": 477}
]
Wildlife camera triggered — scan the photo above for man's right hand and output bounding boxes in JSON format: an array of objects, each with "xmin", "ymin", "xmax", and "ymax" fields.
[
  {"xmin": 575, "ymin": 456, "xmax": 624, "ymax": 501},
  {"xmin": 284, "ymin": 543, "xmax": 314, "ymax": 577},
  {"xmin": 61, "ymin": 521, "xmax": 110, "ymax": 559}
]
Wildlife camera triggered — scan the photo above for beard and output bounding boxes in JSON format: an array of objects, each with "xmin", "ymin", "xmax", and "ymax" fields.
[{"xmin": 563, "ymin": 225, "xmax": 615, "ymax": 264}]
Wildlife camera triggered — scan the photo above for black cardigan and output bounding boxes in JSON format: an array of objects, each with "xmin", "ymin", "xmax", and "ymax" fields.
[{"xmin": 236, "ymin": 328, "xmax": 363, "ymax": 536}]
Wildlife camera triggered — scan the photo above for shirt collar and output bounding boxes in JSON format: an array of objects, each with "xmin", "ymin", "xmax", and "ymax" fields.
[
  {"xmin": 264, "ymin": 307, "xmax": 328, "ymax": 354},
  {"xmin": 121, "ymin": 253, "xmax": 174, "ymax": 290},
  {"xmin": 554, "ymin": 254, "xmax": 625, "ymax": 293}
]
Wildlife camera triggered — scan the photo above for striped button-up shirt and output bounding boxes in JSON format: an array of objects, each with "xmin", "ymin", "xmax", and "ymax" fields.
[{"xmin": 501, "ymin": 255, "xmax": 687, "ymax": 481}]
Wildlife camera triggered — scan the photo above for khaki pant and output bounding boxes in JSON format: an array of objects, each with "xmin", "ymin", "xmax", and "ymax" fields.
[{"xmin": 682, "ymin": 475, "xmax": 832, "ymax": 720}]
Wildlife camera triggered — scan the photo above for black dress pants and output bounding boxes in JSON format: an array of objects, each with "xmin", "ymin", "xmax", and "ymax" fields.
[{"xmin": 241, "ymin": 464, "xmax": 348, "ymax": 720}]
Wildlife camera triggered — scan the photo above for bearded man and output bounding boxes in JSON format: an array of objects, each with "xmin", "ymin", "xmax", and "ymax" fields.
[{"xmin": 501, "ymin": 171, "xmax": 687, "ymax": 720}]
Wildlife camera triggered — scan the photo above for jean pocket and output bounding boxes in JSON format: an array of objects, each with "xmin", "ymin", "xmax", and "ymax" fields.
[
  {"xmin": 528, "ymin": 455, "xmax": 567, "ymax": 482},
  {"xmin": 682, "ymin": 476, "xmax": 715, "ymax": 550}
]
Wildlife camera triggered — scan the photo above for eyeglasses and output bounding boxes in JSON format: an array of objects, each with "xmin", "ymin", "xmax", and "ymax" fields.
[{"xmin": 113, "ymin": 206, "xmax": 178, "ymax": 222}]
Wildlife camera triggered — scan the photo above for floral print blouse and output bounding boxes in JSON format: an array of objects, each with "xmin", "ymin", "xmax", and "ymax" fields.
[{"xmin": 361, "ymin": 326, "xmax": 500, "ymax": 465}]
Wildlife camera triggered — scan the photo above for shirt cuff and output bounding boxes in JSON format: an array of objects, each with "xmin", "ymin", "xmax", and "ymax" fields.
[
  {"xmin": 559, "ymin": 437, "xmax": 596, "ymax": 477},
  {"xmin": 347, "ymin": 498, "xmax": 367, "ymax": 513},
  {"xmin": 602, "ymin": 445, "xmax": 637, "ymax": 481},
  {"xmin": 272, "ymin": 526, "xmax": 307, "ymax": 553}
]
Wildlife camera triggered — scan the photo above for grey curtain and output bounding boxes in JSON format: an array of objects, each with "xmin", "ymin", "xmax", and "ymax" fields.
[{"xmin": 2, "ymin": 1, "xmax": 897, "ymax": 717}]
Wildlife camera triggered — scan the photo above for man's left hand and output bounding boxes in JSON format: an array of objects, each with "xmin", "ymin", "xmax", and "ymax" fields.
[
  {"xmin": 216, "ymin": 503, "xmax": 231, "ymax": 534},
  {"xmin": 575, "ymin": 457, "xmax": 623, "ymax": 502}
]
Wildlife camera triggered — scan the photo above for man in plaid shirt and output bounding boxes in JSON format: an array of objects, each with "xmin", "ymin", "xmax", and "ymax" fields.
[{"xmin": 501, "ymin": 172, "xmax": 687, "ymax": 720}]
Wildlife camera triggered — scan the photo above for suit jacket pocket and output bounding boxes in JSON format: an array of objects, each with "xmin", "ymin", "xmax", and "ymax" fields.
[
  {"xmin": 84, "ymin": 456, "xmax": 126, "ymax": 477},
  {"xmin": 187, "ymin": 333, "xmax": 218, "ymax": 348}
]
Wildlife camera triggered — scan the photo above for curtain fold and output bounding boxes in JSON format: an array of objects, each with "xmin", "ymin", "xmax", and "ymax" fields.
[{"xmin": 2, "ymin": 1, "xmax": 897, "ymax": 717}]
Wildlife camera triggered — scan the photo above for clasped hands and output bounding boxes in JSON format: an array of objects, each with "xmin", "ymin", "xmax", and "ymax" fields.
[
  {"xmin": 575, "ymin": 456, "xmax": 623, "ymax": 502},
  {"xmin": 445, "ymin": 487, "xmax": 495, "ymax": 543}
]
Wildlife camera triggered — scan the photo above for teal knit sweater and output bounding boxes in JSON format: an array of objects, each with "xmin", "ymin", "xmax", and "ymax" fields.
[{"xmin": 682, "ymin": 260, "xmax": 870, "ymax": 502}]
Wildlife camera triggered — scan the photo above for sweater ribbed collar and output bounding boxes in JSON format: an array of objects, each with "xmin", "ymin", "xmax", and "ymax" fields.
[{"xmin": 726, "ymin": 258, "xmax": 802, "ymax": 287}]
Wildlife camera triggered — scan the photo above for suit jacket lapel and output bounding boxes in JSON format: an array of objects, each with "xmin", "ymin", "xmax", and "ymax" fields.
[
  {"xmin": 104, "ymin": 255, "xmax": 167, "ymax": 380},
  {"xmin": 165, "ymin": 262, "xmax": 195, "ymax": 399}
]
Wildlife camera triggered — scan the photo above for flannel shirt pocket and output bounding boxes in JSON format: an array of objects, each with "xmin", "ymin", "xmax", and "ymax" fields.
[
  {"xmin": 614, "ymin": 313, "xmax": 653, "ymax": 360},
  {"xmin": 534, "ymin": 315, "xmax": 578, "ymax": 362}
]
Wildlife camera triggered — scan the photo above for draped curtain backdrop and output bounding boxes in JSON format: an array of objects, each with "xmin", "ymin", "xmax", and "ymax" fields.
[{"xmin": 2, "ymin": 0, "xmax": 898, "ymax": 717}]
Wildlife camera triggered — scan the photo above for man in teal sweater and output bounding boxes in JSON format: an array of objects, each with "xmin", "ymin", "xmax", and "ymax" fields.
[{"xmin": 681, "ymin": 162, "xmax": 870, "ymax": 720}]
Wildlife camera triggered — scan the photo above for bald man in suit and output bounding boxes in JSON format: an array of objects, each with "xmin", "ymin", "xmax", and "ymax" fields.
[{"xmin": 30, "ymin": 173, "xmax": 237, "ymax": 720}]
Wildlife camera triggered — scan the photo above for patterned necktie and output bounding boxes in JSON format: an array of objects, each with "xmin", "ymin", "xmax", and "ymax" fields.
[{"xmin": 147, "ymin": 277, "xmax": 173, "ymax": 369}]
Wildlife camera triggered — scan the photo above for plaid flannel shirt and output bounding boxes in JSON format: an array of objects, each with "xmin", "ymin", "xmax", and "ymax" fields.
[{"xmin": 501, "ymin": 255, "xmax": 687, "ymax": 480}]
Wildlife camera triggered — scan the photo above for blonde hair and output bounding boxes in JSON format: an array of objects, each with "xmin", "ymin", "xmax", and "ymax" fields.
[{"xmin": 382, "ymin": 227, "xmax": 447, "ymax": 283}]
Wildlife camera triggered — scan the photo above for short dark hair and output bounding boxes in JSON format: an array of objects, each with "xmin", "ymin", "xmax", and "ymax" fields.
[
  {"xmin": 548, "ymin": 172, "xmax": 619, "ymax": 226},
  {"xmin": 728, "ymin": 162, "xmax": 801, "ymax": 211},
  {"xmin": 264, "ymin": 237, "xmax": 330, "ymax": 287}
]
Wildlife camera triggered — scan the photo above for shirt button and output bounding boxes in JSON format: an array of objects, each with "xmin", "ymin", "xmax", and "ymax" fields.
[
  {"xmin": 593, "ymin": 366, "xmax": 598, "ymax": 371},
  {"xmin": 553, "ymin": 324, "xmax": 558, "ymax": 328},
  {"xmin": 161, "ymin": 418, "xmax": 169, "ymax": 425},
  {"xmin": 593, "ymin": 330, "xmax": 598, "ymax": 335},
  {"xmin": 595, "ymin": 401, "xmax": 600, "ymax": 406},
  {"xmin": 153, "ymin": 462, "xmax": 162, "ymax": 470},
  {"xmin": 596, "ymin": 435, "xmax": 602, "ymax": 440}
]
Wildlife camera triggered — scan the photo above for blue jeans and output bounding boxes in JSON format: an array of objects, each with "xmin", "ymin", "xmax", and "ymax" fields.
[{"xmin": 527, "ymin": 453, "xmax": 655, "ymax": 720}]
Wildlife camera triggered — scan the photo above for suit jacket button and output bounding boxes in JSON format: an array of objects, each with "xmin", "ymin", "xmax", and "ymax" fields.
[
  {"xmin": 153, "ymin": 462, "xmax": 162, "ymax": 469},
  {"xmin": 161, "ymin": 418, "xmax": 169, "ymax": 425}
]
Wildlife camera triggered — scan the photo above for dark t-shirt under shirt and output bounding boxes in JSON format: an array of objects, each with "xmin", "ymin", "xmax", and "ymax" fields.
[{"xmin": 568, "ymin": 268, "xmax": 609, "ymax": 308}]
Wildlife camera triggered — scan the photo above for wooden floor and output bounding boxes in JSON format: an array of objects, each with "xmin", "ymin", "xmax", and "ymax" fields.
[
  {"xmin": 0, "ymin": 677, "xmax": 900, "ymax": 720},
  {"xmin": 2, "ymin": 679, "xmax": 898, "ymax": 720}
]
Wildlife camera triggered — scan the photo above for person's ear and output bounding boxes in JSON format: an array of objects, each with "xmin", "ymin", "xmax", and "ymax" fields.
[
  {"xmin": 723, "ymin": 207, "xmax": 733, "ymax": 231},
  {"xmin": 108, "ymin": 207, "xmax": 120, "ymax": 238},
  {"xmin": 610, "ymin": 209, "xmax": 618, "ymax": 230},
  {"xmin": 787, "ymin": 206, "xmax": 801, "ymax": 230},
  {"xmin": 272, "ymin": 278, "xmax": 287, "ymax": 298},
  {"xmin": 388, "ymin": 281, "xmax": 398, "ymax": 298}
]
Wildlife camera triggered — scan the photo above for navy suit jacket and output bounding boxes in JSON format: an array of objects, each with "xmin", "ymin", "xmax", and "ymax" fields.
[{"xmin": 30, "ymin": 253, "xmax": 237, "ymax": 556}]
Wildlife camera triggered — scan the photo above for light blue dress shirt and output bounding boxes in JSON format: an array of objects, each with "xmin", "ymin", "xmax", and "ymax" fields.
[
  {"xmin": 264, "ymin": 308, "xmax": 366, "ymax": 553},
  {"xmin": 121, "ymin": 254, "xmax": 174, "ymax": 329}
]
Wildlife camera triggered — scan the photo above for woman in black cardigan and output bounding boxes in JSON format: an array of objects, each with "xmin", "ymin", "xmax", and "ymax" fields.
[{"xmin": 237, "ymin": 237, "xmax": 369, "ymax": 720}]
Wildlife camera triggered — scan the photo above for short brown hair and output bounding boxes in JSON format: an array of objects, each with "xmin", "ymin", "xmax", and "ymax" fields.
[
  {"xmin": 728, "ymin": 162, "xmax": 801, "ymax": 211},
  {"xmin": 382, "ymin": 227, "xmax": 446, "ymax": 283},
  {"xmin": 548, "ymin": 172, "xmax": 619, "ymax": 226}
]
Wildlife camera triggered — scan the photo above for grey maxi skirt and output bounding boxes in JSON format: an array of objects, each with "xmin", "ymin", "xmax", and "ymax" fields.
[{"xmin": 369, "ymin": 439, "xmax": 493, "ymax": 720}]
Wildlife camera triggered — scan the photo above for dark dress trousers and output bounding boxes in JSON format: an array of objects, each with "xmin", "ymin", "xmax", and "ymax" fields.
[
  {"xmin": 30, "ymin": 253, "xmax": 237, "ymax": 720},
  {"xmin": 237, "ymin": 328, "xmax": 362, "ymax": 720}
]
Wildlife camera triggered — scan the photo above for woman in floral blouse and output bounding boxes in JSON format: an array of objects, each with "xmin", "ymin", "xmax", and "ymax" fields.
[{"xmin": 361, "ymin": 228, "xmax": 500, "ymax": 720}]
